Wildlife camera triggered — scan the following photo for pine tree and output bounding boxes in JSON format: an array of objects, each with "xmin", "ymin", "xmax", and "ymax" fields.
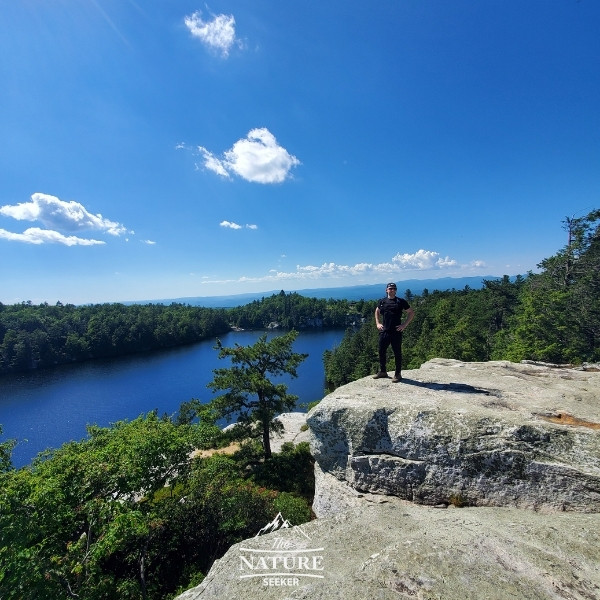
[{"xmin": 208, "ymin": 331, "xmax": 308, "ymax": 459}]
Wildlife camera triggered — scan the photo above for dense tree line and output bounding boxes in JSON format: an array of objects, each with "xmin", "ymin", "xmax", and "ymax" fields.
[
  {"xmin": 228, "ymin": 290, "xmax": 361, "ymax": 330},
  {"xmin": 0, "ymin": 303, "xmax": 231, "ymax": 375},
  {"xmin": 0, "ymin": 295, "xmax": 357, "ymax": 375},
  {"xmin": 496, "ymin": 209, "xmax": 600, "ymax": 363},
  {"xmin": 325, "ymin": 210, "xmax": 600, "ymax": 390}
]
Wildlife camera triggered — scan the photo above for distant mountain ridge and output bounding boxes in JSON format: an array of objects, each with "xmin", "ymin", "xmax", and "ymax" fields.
[{"xmin": 130, "ymin": 276, "xmax": 510, "ymax": 308}]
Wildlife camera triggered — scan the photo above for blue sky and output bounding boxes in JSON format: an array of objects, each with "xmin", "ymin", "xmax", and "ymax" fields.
[{"xmin": 1, "ymin": 1, "xmax": 599, "ymax": 305}]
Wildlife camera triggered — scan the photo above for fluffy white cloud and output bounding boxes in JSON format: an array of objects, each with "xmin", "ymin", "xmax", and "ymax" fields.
[
  {"xmin": 220, "ymin": 220, "xmax": 242, "ymax": 230},
  {"xmin": 199, "ymin": 128, "xmax": 300, "ymax": 184},
  {"xmin": 0, "ymin": 193, "xmax": 131, "ymax": 246},
  {"xmin": 391, "ymin": 249, "xmax": 457, "ymax": 270},
  {"xmin": 184, "ymin": 11, "xmax": 238, "ymax": 57},
  {"xmin": 202, "ymin": 250, "xmax": 483, "ymax": 286},
  {"xmin": 0, "ymin": 193, "xmax": 129, "ymax": 236},
  {"xmin": 275, "ymin": 250, "xmax": 457, "ymax": 280},
  {"xmin": 0, "ymin": 227, "xmax": 105, "ymax": 246}
]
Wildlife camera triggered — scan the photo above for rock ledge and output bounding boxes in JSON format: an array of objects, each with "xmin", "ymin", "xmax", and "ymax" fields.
[{"xmin": 308, "ymin": 359, "xmax": 600, "ymax": 516}]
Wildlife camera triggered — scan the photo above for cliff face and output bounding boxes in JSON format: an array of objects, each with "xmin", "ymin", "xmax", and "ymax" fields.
[
  {"xmin": 308, "ymin": 358, "xmax": 600, "ymax": 516},
  {"xmin": 177, "ymin": 359, "xmax": 600, "ymax": 600}
]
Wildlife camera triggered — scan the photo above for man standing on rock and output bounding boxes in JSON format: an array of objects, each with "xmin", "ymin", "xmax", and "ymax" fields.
[{"xmin": 373, "ymin": 282, "xmax": 414, "ymax": 382}]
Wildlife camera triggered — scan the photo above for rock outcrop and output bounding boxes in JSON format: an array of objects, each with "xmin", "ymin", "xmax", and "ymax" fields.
[
  {"xmin": 177, "ymin": 499, "xmax": 600, "ymax": 600},
  {"xmin": 176, "ymin": 359, "xmax": 600, "ymax": 600},
  {"xmin": 309, "ymin": 358, "xmax": 600, "ymax": 516}
]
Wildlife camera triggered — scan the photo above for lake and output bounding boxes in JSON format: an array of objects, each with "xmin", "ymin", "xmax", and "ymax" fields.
[{"xmin": 0, "ymin": 329, "xmax": 345, "ymax": 468}]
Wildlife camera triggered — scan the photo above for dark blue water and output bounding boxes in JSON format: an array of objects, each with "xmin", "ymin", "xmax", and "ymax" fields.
[{"xmin": 0, "ymin": 330, "xmax": 344, "ymax": 468}]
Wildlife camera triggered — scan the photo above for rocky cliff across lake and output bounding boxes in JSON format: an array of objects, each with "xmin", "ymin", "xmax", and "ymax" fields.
[{"xmin": 177, "ymin": 359, "xmax": 600, "ymax": 600}]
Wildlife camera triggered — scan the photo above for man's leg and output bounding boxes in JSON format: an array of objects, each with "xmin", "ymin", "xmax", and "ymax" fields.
[
  {"xmin": 373, "ymin": 332, "xmax": 390, "ymax": 378},
  {"xmin": 390, "ymin": 333, "xmax": 403, "ymax": 382}
]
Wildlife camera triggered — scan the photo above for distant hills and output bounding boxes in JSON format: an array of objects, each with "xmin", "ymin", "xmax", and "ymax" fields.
[{"xmin": 131, "ymin": 276, "xmax": 510, "ymax": 308}]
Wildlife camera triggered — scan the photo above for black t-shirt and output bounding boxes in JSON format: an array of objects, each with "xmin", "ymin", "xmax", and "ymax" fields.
[{"xmin": 378, "ymin": 296, "xmax": 410, "ymax": 332}]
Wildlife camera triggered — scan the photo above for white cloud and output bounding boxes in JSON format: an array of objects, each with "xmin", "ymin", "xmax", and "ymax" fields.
[
  {"xmin": 0, "ymin": 193, "xmax": 132, "ymax": 247},
  {"xmin": 220, "ymin": 220, "xmax": 258, "ymax": 230},
  {"xmin": 184, "ymin": 11, "xmax": 238, "ymax": 57},
  {"xmin": 201, "ymin": 250, "xmax": 485, "ymax": 286},
  {"xmin": 199, "ymin": 150, "xmax": 230, "ymax": 178},
  {"xmin": 198, "ymin": 128, "xmax": 300, "ymax": 184},
  {"xmin": 0, "ymin": 227, "xmax": 105, "ymax": 246},
  {"xmin": 142, "ymin": 240, "xmax": 157, "ymax": 245},
  {"xmin": 0, "ymin": 193, "xmax": 130, "ymax": 236},
  {"xmin": 220, "ymin": 220, "xmax": 242, "ymax": 230},
  {"xmin": 391, "ymin": 249, "xmax": 457, "ymax": 270}
]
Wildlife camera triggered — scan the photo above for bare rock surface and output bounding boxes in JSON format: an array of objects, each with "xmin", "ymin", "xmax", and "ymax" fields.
[
  {"xmin": 192, "ymin": 412, "xmax": 309, "ymax": 459},
  {"xmin": 177, "ymin": 499, "xmax": 600, "ymax": 600},
  {"xmin": 308, "ymin": 359, "xmax": 600, "ymax": 515},
  {"xmin": 271, "ymin": 412, "xmax": 310, "ymax": 452}
]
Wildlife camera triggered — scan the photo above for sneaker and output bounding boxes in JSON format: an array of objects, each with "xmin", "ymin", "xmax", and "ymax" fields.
[
  {"xmin": 373, "ymin": 371, "xmax": 389, "ymax": 379},
  {"xmin": 392, "ymin": 373, "xmax": 402, "ymax": 383}
]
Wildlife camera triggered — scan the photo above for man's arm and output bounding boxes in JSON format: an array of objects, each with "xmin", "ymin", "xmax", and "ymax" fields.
[
  {"xmin": 398, "ymin": 307, "xmax": 415, "ymax": 332},
  {"xmin": 375, "ymin": 306, "xmax": 384, "ymax": 331}
]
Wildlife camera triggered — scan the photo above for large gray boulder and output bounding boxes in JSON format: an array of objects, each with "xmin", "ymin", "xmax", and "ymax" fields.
[{"xmin": 308, "ymin": 359, "xmax": 600, "ymax": 516}]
